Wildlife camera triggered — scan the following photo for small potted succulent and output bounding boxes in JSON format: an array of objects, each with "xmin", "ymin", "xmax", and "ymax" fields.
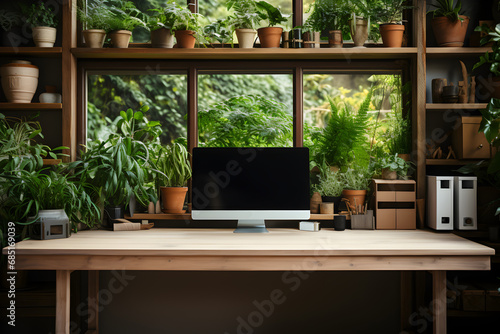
[
  {"xmin": 22, "ymin": 2, "xmax": 58, "ymax": 47},
  {"xmin": 256, "ymin": 1, "xmax": 288, "ymax": 48},
  {"xmin": 147, "ymin": 1, "xmax": 177, "ymax": 48},
  {"xmin": 105, "ymin": 1, "xmax": 146, "ymax": 48},
  {"xmin": 429, "ymin": 0, "xmax": 469, "ymax": 47},
  {"xmin": 77, "ymin": 0, "xmax": 111, "ymax": 48},
  {"xmin": 227, "ymin": 0, "xmax": 263, "ymax": 48}
]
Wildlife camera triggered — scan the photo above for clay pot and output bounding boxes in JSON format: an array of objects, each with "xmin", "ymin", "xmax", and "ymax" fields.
[
  {"xmin": 0, "ymin": 60, "xmax": 39, "ymax": 103},
  {"xmin": 304, "ymin": 31, "xmax": 321, "ymax": 48},
  {"xmin": 381, "ymin": 168, "xmax": 398, "ymax": 180},
  {"xmin": 310, "ymin": 192, "xmax": 322, "ymax": 214},
  {"xmin": 151, "ymin": 28, "xmax": 174, "ymax": 48},
  {"xmin": 342, "ymin": 189, "xmax": 367, "ymax": 212},
  {"xmin": 235, "ymin": 28, "xmax": 257, "ymax": 48},
  {"xmin": 160, "ymin": 186, "xmax": 188, "ymax": 213},
  {"xmin": 109, "ymin": 30, "xmax": 132, "ymax": 48},
  {"xmin": 175, "ymin": 30, "xmax": 196, "ymax": 48},
  {"xmin": 83, "ymin": 29, "xmax": 106, "ymax": 48},
  {"xmin": 431, "ymin": 15, "xmax": 469, "ymax": 47},
  {"xmin": 349, "ymin": 17, "xmax": 369, "ymax": 48},
  {"xmin": 328, "ymin": 30, "xmax": 343, "ymax": 48},
  {"xmin": 379, "ymin": 23, "xmax": 405, "ymax": 47},
  {"xmin": 320, "ymin": 202, "xmax": 334, "ymax": 214},
  {"xmin": 258, "ymin": 27, "xmax": 282, "ymax": 48},
  {"xmin": 32, "ymin": 26, "xmax": 56, "ymax": 47}
]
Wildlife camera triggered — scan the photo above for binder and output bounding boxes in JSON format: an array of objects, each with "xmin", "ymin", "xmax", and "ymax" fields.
[{"xmin": 427, "ymin": 176, "xmax": 454, "ymax": 230}]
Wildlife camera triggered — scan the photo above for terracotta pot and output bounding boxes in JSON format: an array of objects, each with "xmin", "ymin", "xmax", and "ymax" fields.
[
  {"xmin": 83, "ymin": 29, "xmax": 106, "ymax": 48},
  {"xmin": 109, "ymin": 30, "xmax": 132, "ymax": 48},
  {"xmin": 379, "ymin": 23, "xmax": 405, "ymax": 47},
  {"xmin": 304, "ymin": 31, "xmax": 320, "ymax": 48},
  {"xmin": 431, "ymin": 15, "xmax": 469, "ymax": 47},
  {"xmin": 310, "ymin": 191, "xmax": 322, "ymax": 213},
  {"xmin": 32, "ymin": 26, "xmax": 56, "ymax": 47},
  {"xmin": 235, "ymin": 28, "xmax": 257, "ymax": 48},
  {"xmin": 151, "ymin": 28, "xmax": 174, "ymax": 48},
  {"xmin": 175, "ymin": 30, "xmax": 196, "ymax": 48},
  {"xmin": 342, "ymin": 189, "xmax": 367, "ymax": 211},
  {"xmin": 258, "ymin": 27, "xmax": 283, "ymax": 48},
  {"xmin": 349, "ymin": 17, "xmax": 369, "ymax": 48},
  {"xmin": 328, "ymin": 30, "xmax": 343, "ymax": 48},
  {"xmin": 161, "ymin": 186, "xmax": 188, "ymax": 213},
  {"xmin": 0, "ymin": 60, "xmax": 39, "ymax": 103},
  {"xmin": 381, "ymin": 168, "xmax": 398, "ymax": 180}
]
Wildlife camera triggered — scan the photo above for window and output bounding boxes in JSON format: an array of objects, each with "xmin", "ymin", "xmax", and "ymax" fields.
[{"xmin": 87, "ymin": 72, "xmax": 188, "ymax": 145}]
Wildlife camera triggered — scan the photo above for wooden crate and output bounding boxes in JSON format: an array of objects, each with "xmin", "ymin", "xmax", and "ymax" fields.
[{"xmin": 452, "ymin": 116, "xmax": 493, "ymax": 159}]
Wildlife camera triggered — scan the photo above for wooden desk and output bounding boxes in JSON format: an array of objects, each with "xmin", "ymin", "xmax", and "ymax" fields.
[{"xmin": 4, "ymin": 229, "xmax": 494, "ymax": 334}]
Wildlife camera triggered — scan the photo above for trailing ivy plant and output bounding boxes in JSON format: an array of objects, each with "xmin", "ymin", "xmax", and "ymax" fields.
[{"xmin": 21, "ymin": 2, "xmax": 58, "ymax": 28}]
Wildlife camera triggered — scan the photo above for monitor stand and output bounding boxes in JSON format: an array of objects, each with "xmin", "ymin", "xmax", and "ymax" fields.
[{"xmin": 234, "ymin": 220, "xmax": 269, "ymax": 233}]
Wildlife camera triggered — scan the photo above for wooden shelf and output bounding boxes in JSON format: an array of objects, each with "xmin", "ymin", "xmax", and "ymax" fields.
[
  {"xmin": 426, "ymin": 103, "xmax": 487, "ymax": 110},
  {"xmin": 426, "ymin": 159, "xmax": 484, "ymax": 166},
  {"xmin": 426, "ymin": 47, "xmax": 491, "ymax": 58},
  {"xmin": 310, "ymin": 214, "xmax": 337, "ymax": 220},
  {"xmin": 0, "ymin": 103, "xmax": 62, "ymax": 111},
  {"xmin": 71, "ymin": 47, "xmax": 418, "ymax": 60},
  {"xmin": 0, "ymin": 47, "xmax": 62, "ymax": 57},
  {"xmin": 126, "ymin": 213, "xmax": 191, "ymax": 220}
]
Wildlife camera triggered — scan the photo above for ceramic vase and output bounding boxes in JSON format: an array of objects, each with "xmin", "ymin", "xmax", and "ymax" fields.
[
  {"xmin": 0, "ymin": 60, "xmax": 39, "ymax": 103},
  {"xmin": 235, "ymin": 29, "xmax": 257, "ymax": 48},
  {"xmin": 32, "ymin": 26, "xmax": 56, "ymax": 47}
]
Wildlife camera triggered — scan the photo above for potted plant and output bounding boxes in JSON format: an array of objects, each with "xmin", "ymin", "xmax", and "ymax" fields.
[
  {"xmin": 156, "ymin": 141, "xmax": 192, "ymax": 214},
  {"xmin": 347, "ymin": 0, "xmax": 373, "ymax": 48},
  {"xmin": 340, "ymin": 167, "xmax": 372, "ymax": 213},
  {"xmin": 227, "ymin": 0, "xmax": 263, "ymax": 48},
  {"xmin": 314, "ymin": 169, "xmax": 344, "ymax": 214},
  {"xmin": 147, "ymin": 1, "xmax": 177, "ymax": 48},
  {"xmin": 22, "ymin": 2, "xmax": 58, "ymax": 47},
  {"xmin": 380, "ymin": 153, "xmax": 413, "ymax": 180},
  {"xmin": 372, "ymin": 0, "xmax": 414, "ymax": 47},
  {"xmin": 203, "ymin": 18, "xmax": 233, "ymax": 47},
  {"xmin": 303, "ymin": 0, "xmax": 352, "ymax": 48},
  {"xmin": 429, "ymin": 0, "xmax": 469, "ymax": 47},
  {"xmin": 77, "ymin": 0, "xmax": 111, "ymax": 48},
  {"xmin": 74, "ymin": 106, "xmax": 160, "ymax": 226},
  {"xmin": 256, "ymin": 1, "xmax": 288, "ymax": 48},
  {"xmin": 169, "ymin": 3, "xmax": 206, "ymax": 49},
  {"xmin": 105, "ymin": 0, "xmax": 146, "ymax": 48}
]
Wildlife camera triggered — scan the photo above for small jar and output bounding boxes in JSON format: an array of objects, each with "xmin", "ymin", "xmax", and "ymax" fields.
[{"xmin": 39, "ymin": 85, "xmax": 62, "ymax": 103}]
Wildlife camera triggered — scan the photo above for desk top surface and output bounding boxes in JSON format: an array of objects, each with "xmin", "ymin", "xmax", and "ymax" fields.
[{"xmin": 5, "ymin": 228, "xmax": 495, "ymax": 257}]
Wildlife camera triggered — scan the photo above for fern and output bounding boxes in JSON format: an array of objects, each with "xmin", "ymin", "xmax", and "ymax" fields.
[{"xmin": 315, "ymin": 86, "xmax": 372, "ymax": 169}]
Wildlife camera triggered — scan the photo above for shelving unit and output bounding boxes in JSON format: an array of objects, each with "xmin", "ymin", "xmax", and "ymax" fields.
[
  {"xmin": 426, "ymin": 159, "xmax": 483, "ymax": 165},
  {"xmin": 0, "ymin": 103, "xmax": 62, "ymax": 111},
  {"xmin": 0, "ymin": 47, "xmax": 63, "ymax": 57},
  {"xmin": 426, "ymin": 103, "xmax": 487, "ymax": 110}
]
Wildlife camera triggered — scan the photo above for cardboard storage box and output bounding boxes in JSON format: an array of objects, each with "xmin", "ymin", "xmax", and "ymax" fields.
[
  {"xmin": 372, "ymin": 179, "xmax": 416, "ymax": 230},
  {"xmin": 452, "ymin": 116, "xmax": 493, "ymax": 159}
]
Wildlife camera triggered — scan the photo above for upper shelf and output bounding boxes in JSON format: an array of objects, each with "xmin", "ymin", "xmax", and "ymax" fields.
[
  {"xmin": 426, "ymin": 47, "xmax": 491, "ymax": 58},
  {"xmin": 426, "ymin": 103, "xmax": 487, "ymax": 110},
  {"xmin": 0, "ymin": 103, "xmax": 62, "ymax": 111},
  {"xmin": 71, "ymin": 47, "xmax": 418, "ymax": 60},
  {"xmin": 0, "ymin": 47, "xmax": 63, "ymax": 58}
]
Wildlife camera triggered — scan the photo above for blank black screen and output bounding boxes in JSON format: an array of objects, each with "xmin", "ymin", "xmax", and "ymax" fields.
[{"xmin": 192, "ymin": 147, "xmax": 310, "ymax": 211}]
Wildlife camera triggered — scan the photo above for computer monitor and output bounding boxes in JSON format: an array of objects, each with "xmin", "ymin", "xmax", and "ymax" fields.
[{"xmin": 191, "ymin": 147, "xmax": 310, "ymax": 233}]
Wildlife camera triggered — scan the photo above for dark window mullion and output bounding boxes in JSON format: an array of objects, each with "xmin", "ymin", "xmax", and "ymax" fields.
[{"xmin": 293, "ymin": 66, "xmax": 304, "ymax": 147}]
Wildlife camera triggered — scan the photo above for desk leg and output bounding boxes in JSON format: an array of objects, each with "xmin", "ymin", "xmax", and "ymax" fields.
[
  {"xmin": 56, "ymin": 270, "xmax": 71, "ymax": 334},
  {"xmin": 431, "ymin": 270, "xmax": 447, "ymax": 334},
  {"xmin": 88, "ymin": 270, "xmax": 100, "ymax": 334}
]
